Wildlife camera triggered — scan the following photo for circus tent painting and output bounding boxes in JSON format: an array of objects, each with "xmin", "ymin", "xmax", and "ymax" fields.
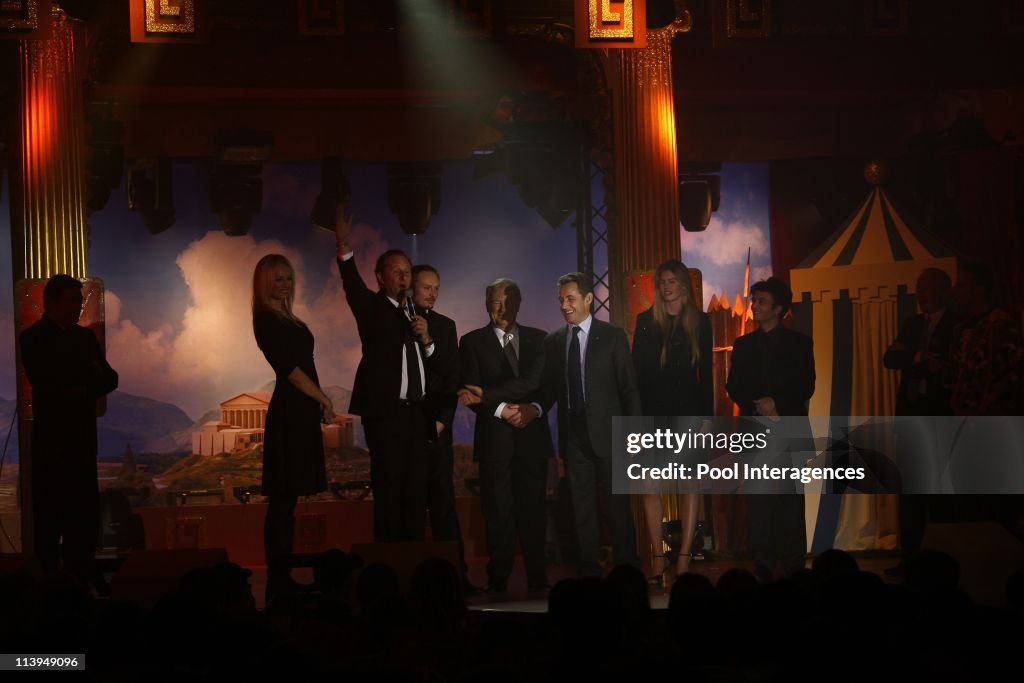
[{"xmin": 791, "ymin": 168, "xmax": 956, "ymax": 551}]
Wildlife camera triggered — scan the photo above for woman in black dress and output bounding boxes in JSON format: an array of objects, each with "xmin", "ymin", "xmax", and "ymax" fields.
[
  {"xmin": 632, "ymin": 259, "xmax": 713, "ymax": 584},
  {"xmin": 252, "ymin": 254, "xmax": 332, "ymax": 603}
]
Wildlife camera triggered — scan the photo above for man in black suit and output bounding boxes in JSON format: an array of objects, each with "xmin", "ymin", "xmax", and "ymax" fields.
[
  {"xmin": 459, "ymin": 278, "xmax": 553, "ymax": 593},
  {"xmin": 21, "ymin": 274, "xmax": 118, "ymax": 592},
  {"xmin": 885, "ymin": 268, "xmax": 958, "ymax": 416},
  {"xmin": 335, "ymin": 214, "xmax": 434, "ymax": 541},
  {"xmin": 882, "ymin": 267, "xmax": 959, "ymax": 575},
  {"xmin": 412, "ymin": 264, "xmax": 472, "ymax": 587},
  {"xmin": 726, "ymin": 277, "xmax": 814, "ymax": 580},
  {"xmin": 461, "ymin": 272, "xmax": 642, "ymax": 577}
]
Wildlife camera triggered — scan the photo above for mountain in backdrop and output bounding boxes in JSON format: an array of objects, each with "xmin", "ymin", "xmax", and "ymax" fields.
[{"xmin": 98, "ymin": 391, "xmax": 195, "ymax": 459}]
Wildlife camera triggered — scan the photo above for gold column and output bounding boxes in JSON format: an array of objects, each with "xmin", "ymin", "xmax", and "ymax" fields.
[
  {"xmin": 10, "ymin": 7, "xmax": 89, "ymax": 280},
  {"xmin": 606, "ymin": 17, "xmax": 692, "ymax": 563},
  {"xmin": 608, "ymin": 25, "xmax": 687, "ymax": 331},
  {"xmin": 10, "ymin": 7, "xmax": 90, "ymax": 556}
]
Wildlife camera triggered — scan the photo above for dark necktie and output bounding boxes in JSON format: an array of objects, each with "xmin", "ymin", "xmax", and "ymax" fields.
[
  {"xmin": 568, "ymin": 325, "xmax": 584, "ymax": 417},
  {"xmin": 503, "ymin": 331, "xmax": 519, "ymax": 377},
  {"xmin": 405, "ymin": 314, "xmax": 423, "ymax": 402}
]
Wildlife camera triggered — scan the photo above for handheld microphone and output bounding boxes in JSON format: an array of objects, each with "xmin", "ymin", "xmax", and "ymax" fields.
[{"xmin": 404, "ymin": 289, "xmax": 416, "ymax": 319}]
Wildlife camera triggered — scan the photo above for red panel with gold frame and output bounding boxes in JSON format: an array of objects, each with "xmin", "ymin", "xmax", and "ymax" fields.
[
  {"xmin": 0, "ymin": 0, "xmax": 51, "ymax": 40},
  {"xmin": 129, "ymin": 0, "xmax": 208, "ymax": 44},
  {"xmin": 575, "ymin": 0, "xmax": 648, "ymax": 49},
  {"xmin": 15, "ymin": 278, "xmax": 109, "ymax": 420},
  {"xmin": 298, "ymin": 0, "xmax": 344, "ymax": 36}
]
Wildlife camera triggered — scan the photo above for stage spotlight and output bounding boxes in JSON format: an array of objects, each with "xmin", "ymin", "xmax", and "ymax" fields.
[
  {"xmin": 311, "ymin": 157, "xmax": 351, "ymax": 231},
  {"xmin": 647, "ymin": 0, "xmax": 678, "ymax": 29},
  {"xmin": 679, "ymin": 179, "xmax": 712, "ymax": 232},
  {"xmin": 211, "ymin": 130, "xmax": 272, "ymax": 236},
  {"xmin": 210, "ymin": 163, "xmax": 262, "ymax": 236},
  {"xmin": 128, "ymin": 158, "xmax": 175, "ymax": 235},
  {"xmin": 86, "ymin": 114, "xmax": 123, "ymax": 215},
  {"xmin": 505, "ymin": 142, "xmax": 578, "ymax": 229},
  {"xmin": 387, "ymin": 162, "xmax": 440, "ymax": 236}
]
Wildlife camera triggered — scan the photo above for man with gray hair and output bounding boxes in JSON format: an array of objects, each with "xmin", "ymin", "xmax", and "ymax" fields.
[{"xmin": 459, "ymin": 278, "xmax": 553, "ymax": 593}]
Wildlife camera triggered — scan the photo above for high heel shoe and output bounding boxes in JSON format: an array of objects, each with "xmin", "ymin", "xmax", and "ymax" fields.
[{"xmin": 647, "ymin": 555, "xmax": 669, "ymax": 588}]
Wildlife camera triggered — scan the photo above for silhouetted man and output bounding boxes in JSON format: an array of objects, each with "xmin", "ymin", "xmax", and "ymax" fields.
[
  {"xmin": 883, "ymin": 267, "xmax": 959, "ymax": 575},
  {"xmin": 726, "ymin": 277, "xmax": 814, "ymax": 580},
  {"xmin": 20, "ymin": 274, "xmax": 118, "ymax": 590}
]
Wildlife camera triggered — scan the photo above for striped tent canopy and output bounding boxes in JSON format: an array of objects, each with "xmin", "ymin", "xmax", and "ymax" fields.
[
  {"xmin": 792, "ymin": 185, "xmax": 956, "ymax": 306},
  {"xmin": 799, "ymin": 185, "xmax": 953, "ymax": 269}
]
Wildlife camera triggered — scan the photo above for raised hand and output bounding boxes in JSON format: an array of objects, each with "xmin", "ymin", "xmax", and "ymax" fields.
[{"xmin": 334, "ymin": 205, "xmax": 353, "ymax": 256}]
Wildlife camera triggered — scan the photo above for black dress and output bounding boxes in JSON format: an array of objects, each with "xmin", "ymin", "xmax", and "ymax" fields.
[
  {"xmin": 632, "ymin": 308, "xmax": 714, "ymax": 492},
  {"xmin": 253, "ymin": 309, "xmax": 328, "ymax": 497},
  {"xmin": 632, "ymin": 307, "xmax": 714, "ymax": 416}
]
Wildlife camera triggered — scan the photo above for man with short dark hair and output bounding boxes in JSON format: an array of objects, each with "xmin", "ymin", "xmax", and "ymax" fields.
[
  {"xmin": 335, "ymin": 214, "xmax": 434, "ymax": 541},
  {"xmin": 726, "ymin": 276, "xmax": 814, "ymax": 579},
  {"xmin": 411, "ymin": 263, "xmax": 473, "ymax": 589},
  {"xmin": 460, "ymin": 278, "xmax": 553, "ymax": 593},
  {"xmin": 20, "ymin": 274, "xmax": 118, "ymax": 590},
  {"xmin": 461, "ymin": 272, "xmax": 642, "ymax": 577}
]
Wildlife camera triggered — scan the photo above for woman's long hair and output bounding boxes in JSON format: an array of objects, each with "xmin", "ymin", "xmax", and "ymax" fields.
[
  {"xmin": 252, "ymin": 253, "xmax": 301, "ymax": 324},
  {"xmin": 652, "ymin": 259, "xmax": 701, "ymax": 368}
]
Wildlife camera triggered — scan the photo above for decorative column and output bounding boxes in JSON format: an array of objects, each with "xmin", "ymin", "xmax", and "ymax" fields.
[
  {"xmin": 603, "ymin": 12, "xmax": 692, "ymax": 555},
  {"xmin": 9, "ymin": 8, "xmax": 89, "ymax": 281},
  {"xmin": 607, "ymin": 17, "xmax": 690, "ymax": 332}
]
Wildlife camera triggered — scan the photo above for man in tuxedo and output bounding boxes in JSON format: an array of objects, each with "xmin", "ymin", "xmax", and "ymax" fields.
[
  {"xmin": 726, "ymin": 277, "xmax": 814, "ymax": 580},
  {"xmin": 335, "ymin": 214, "xmax": 434, "ymax": 541},
  {"xmin": 883, "ymin": 268, "xmax": 959, "ymax": 575},
  {"xmin": 412, "ymin": 264, "xmax": 473, "ymax": 588},
  {"xmin": 459, "ymin": 278, "xmax": 553, "ymax": 593},
  {"xmin": 21, "ymin": 274, "xmax": 119, "ymax": 592},
  {"xmin": 461, "ymin": 272, "xmax": 642, "ymax": 577}
]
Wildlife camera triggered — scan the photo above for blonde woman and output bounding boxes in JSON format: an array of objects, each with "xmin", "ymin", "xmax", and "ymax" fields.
[
  {"xmin": 631, "ymin": 260, "xmax": 713, "ymax": 585},
  {"xmin": 252, "ymin": 254, "xmax": 332, "ymax": 604}
]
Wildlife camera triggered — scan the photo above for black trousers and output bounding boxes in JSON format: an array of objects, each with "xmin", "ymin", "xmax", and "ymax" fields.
[
  {"xmin": 425, "ymin": 429, "xmax": 468, "ymax": 576},
  {"xmin": 32, "ymin": 459, "xmax": 99, "ymax": 583},
  {"xmin": 565, "ymin": 415, "xmax": 638, "ymax": 577},
  {"xmin": 478, "ymin": 431, "xmax": 548, "ymax": 587},
  {"xmin": 746, "ymin": 494, "xmax": 806, "ymax": 575},
  {"xmin": 363, "ymin": 402, "xmax": 428, "ymax": 542}
]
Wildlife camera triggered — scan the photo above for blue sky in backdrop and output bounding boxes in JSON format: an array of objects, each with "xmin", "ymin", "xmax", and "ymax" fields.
[{"xmin": 0, "ymin": 162, "xmax": 769, "ymax": 420}]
